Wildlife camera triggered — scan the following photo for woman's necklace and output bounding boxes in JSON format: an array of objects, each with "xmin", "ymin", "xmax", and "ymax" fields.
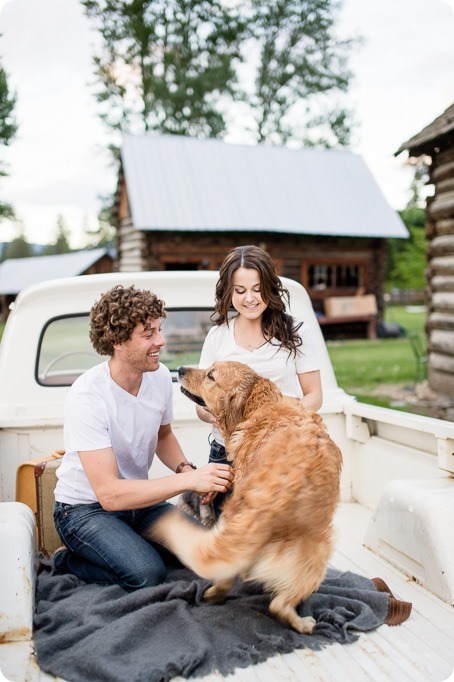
[{"xmin": 235, "ymin": 321, "xmax": 266, "ymax": 351}]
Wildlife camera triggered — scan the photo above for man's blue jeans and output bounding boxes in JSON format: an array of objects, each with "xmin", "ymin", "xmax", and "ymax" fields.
[{"xmin": 53, "ymin": 500, "xmax": 176, "ymax": 591}]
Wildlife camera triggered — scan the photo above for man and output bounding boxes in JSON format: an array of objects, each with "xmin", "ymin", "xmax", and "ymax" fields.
[{"xmin": 53, "ymin": 284, "xmax": 233, "ymax": 590}]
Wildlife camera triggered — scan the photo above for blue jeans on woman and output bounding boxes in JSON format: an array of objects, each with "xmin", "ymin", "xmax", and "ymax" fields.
[
  {"xmin": 209, "ymin": 440, "xmax": 232, "ymax": 519},
  {"xmin": 53, "ymin": 500, "xmax": 178, "ymax": 591}
]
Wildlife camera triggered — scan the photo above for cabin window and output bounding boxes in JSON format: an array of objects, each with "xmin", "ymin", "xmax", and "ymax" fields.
[
  {"xmin": 36, "ymin": 309, "xmax": 214, "ymax": 386},
  {"xmin": 308, "ymin": 264, "xmax": 363, "ymax": 290},
  {"xmin": 302, "ymin": 259, "xmax": 368, "ymax": 296}
]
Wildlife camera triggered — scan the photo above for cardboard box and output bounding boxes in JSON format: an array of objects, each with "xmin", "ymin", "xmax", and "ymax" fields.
[{"xmin": 324, "ymin": 295, "xmax": 377, "ymax": 317}]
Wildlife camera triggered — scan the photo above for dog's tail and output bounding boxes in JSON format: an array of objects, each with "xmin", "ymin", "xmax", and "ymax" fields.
[{"xmin": 147, "ymin": 508, "xmax": 253, "ymax": 582}]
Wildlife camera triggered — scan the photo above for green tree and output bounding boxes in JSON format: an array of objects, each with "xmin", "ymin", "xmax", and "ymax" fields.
[
  {"xmin": 406, "ymin": 159, "xmax": 429, "ymax": 209},
  {"xmin": 44, "ymin": 214, "xmax": 72, "ymax": 255},
  {"xmin": 83, "ymin": 202, "xmax": 116, "ymax": 247},
  {"xmin": 0, "ymin": 60, "xmax": 18, "ymax": 220},
  {"xmin": 83, "ymin": 1, "xmax": 355, "ymax": 149},
  {"xmin": 2, "ymin": 225, "xmax": 33, "ymax": 259},
  {"xmin": 386, "ymin": 207, "xmax": 426, "ymax": 291},
  {"xmin": 82, "ymin": 1, "xmax": 357, "ymax": 230},
  {"xmin": 247, "ymin": 0, "xmax": 356, "ymax": 146},
  {"xmin": 82, "ymin": 0, "xmax": 246, "ymax": 145},
  {"xmin": 385, "ymin": 160, "xmax": 428, "ymax": 292}
]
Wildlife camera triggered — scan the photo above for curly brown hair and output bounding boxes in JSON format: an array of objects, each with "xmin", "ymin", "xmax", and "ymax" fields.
[
  {"xmin": 89, "ymin": 285, "xmax": 166, "ymax": 356},
  {"xmin": 212, "ymin": 245, "xmax": 303, "ymax": 355}
]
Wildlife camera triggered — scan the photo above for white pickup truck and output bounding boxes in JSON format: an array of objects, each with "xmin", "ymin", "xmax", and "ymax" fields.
[{"xmin": 0, "ymin": 271, "xmax": 453, "ymax": 682}]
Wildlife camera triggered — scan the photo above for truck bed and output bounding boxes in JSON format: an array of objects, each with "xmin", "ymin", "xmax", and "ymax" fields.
[
  {"xmin": 1, "ymin": 502, "xmax": 453, "ymax": 682},
  {"xmin": 1, "ymin": 272, "xmax": 453, "ymax": 682}
]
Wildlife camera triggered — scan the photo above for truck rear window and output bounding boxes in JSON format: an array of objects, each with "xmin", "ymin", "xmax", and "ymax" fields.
[{"xmin": 36, "ymin": 309, "xmax": 214, "ymax": 386}]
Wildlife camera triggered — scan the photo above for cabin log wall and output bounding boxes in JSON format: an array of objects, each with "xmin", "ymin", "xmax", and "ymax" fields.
[
  {"xmin": 116, "ymin": 222, "xmax": 385, "ymax": 319},
  {"xmin": 426, "ymin": 146, "xmax": 454, "ymax": 397}
]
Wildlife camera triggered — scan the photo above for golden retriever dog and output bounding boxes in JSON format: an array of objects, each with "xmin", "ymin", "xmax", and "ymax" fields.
[{"xmin": 148, "ymin": 361, "xmax": 342, "ymax": 633}]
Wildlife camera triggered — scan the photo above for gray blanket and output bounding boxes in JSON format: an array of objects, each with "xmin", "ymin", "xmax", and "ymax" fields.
[{"xmin": 34, "ymin": 560, "xmax": 391, "ymax": 682}]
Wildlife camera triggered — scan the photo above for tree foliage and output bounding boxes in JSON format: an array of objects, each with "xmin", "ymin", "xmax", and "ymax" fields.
[
  {"xmin": 82, "ymin": 0, "xmax": 246, "ymax": 145},
  {"xmin": 82, "ymin": 0, "xmax": 355, "ymax": 148},
  {"xmin": 248, "ymin": 0, "xmax": 355, "ymax": 146},
  {"xmin": 385, "ymin": 207, "xmax": 426, "ymax": 291},
  {"xmin": 1, "ymin": 227, "xmax": 33, "ymax": 260},
  {"xmin": 83, "ymin": 200, "xmax": 116, "ymax": 247},
  {"xmin": 385, "ymin": 161, "xmax": 429, "ymax": 292},
  {"xmin": 0, "ymin": 60, "xmax": 18, "ymax": 221},
  {"xmin": 43, "ymin": 214, "xmax": 72, "ymax": 255}
]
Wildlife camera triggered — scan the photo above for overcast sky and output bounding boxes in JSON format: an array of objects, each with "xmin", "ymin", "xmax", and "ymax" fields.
[{"xmin": 0, "ymin": 0, "xmax": 453, "ymax": 248}]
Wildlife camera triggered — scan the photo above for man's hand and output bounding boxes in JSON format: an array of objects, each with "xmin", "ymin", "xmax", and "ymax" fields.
[
  {"xmin": 200, "ymin": 491, "xmax": 217, "ymax": 505},
  {"xmin": 183, "ymin": 462, "xmax": 233, "ymax": 495}
]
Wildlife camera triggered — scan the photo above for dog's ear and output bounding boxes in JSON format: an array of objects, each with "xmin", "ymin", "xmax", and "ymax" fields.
[
  {"xmin": 245, "ymin": 376, "xmax": 281, "ymax": 415},
  {"xmin": 221, "ymin": 374, "xmax": 279, "ymax": 435},
  {"xmin": 223, "ymin": 390, "xmax": 246, "ymax": 436}
]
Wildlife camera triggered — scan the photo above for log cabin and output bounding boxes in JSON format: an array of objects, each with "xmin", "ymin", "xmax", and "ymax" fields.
[
  {"xmin": 396, "ymin": 102, "xmax": 454, "ymax": 398},
  {"xmin": 113, "ymin": 134, "xmax": 407, "ymax": 338}
]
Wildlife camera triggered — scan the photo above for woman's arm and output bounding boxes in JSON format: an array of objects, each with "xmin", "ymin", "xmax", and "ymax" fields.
[
  {"xmin": 298, "ymin": 370, "xmax": 323, "ymax": 411},
  {"xmin": 196, "ymin": 404, "xmax": 218, "ymax": 425}
]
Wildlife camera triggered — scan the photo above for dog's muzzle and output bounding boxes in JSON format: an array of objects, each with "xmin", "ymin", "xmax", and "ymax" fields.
[{"xmin": 177, "ymin": 367, "xmax": 207, "ymax": 407}]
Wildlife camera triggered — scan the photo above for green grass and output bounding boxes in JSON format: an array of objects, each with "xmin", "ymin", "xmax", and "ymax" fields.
[
  {"xmin": 328, "ymin": 337, "xmax": 420, "ymax": 388},
  {"xmin": 0, "ymin": 321, "xmax": 4, "ymax": 341},
  {"xmin": 383, "ymin": 304, "xmax": 426, "ymax": 335},
  {"xmin": 327, "ymin": 305, "xmax": 427, "ymax": 412}
]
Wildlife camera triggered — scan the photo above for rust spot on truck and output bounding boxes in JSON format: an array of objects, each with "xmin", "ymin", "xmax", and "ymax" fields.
[{"xmin": 0, "ymin": 626, "xmax": 32, "ymax": 643}]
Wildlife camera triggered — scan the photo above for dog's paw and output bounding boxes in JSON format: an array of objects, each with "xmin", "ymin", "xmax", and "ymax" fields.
[
  {"xmin": 294, "ymin": 615, "xmax": 316, "ymax": 634},
  {"xmin": 203, "ymin": 584, "xmax": 228, "ymax": 604}
]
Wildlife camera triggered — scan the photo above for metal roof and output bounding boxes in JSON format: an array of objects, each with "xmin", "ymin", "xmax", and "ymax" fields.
[
  {"xmin": 0, "ymin": 248, "xmax": 112, "ymax": 295},
  {"xmin": 121, "ymin": 133, "xmax": 408, "ymax": 239}
]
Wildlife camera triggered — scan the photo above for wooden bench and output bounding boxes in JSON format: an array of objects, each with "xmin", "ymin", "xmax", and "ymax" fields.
[
  {"xmin": 318, "ymin": 313, "xmax": 377, "ymax": 339},
  {"xmin": 318, "ymin": 295, "xmax": 378, "ymax": 340}
]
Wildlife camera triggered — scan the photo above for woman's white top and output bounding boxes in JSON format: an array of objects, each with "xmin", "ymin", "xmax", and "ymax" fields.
[{"xmin": 199, "ymin": 317, "xmax": 319, "ymax": 446}]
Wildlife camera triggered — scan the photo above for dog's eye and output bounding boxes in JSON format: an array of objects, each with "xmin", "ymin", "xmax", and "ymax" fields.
[{"xmin": 206, "ymin": 371, "xmax": 215, "ymax": 381}]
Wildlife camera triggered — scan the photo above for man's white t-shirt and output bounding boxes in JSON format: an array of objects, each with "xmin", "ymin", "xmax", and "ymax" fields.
[
  {"xmin": 199, "ymin": 317, "xmax": 319, "ymax": 446},
  {"xmin": 55, "ymin": 361, "xmax": 173, "ymax": 505}
]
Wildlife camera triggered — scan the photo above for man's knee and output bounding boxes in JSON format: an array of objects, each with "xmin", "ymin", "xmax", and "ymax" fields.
[{"xmin": 120, "ymin": 561, "xmax": 167, "ymax": 591}]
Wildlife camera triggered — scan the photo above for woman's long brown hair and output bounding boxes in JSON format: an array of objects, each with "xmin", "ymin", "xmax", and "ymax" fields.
[{"xmin": 211, "ymin": 245, "xmax": 303, "ymax": 355}]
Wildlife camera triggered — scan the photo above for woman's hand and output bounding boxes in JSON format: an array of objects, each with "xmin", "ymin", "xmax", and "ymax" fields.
[{"xmin": 196, "ymin": 405, "xmax": 219, "ymax": 426}]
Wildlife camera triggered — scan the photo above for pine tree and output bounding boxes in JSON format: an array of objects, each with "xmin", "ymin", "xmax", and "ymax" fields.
[
  {"xmin": 2, "ymin": 225, "xmax": 33, "ymax": 259},
  {"xmin": 44, "ymin": 215, "xmax": 72, "ymax": 255}
]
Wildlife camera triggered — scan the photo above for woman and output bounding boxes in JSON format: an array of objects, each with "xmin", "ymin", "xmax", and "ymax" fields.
[{"xmin": 197, "ymin": 245, "xmax": 322, "ymax": 517}]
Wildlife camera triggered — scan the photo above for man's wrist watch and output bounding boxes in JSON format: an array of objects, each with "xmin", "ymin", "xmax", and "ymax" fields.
[{"xmin": 175, "ymin": 461, "xmax": 197, "ymax": 474}]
